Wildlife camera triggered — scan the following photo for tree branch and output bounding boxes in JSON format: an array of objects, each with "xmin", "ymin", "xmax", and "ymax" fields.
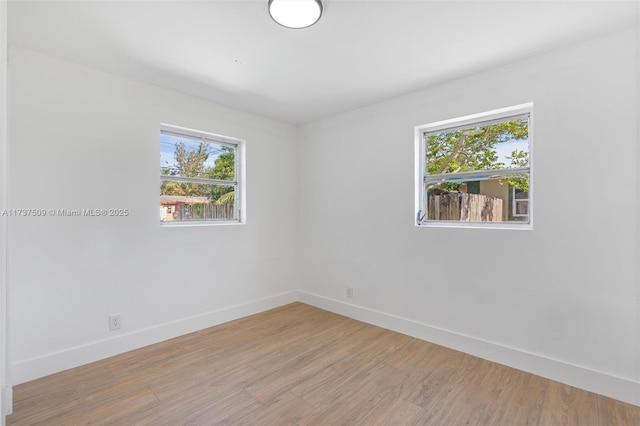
[{"xmin": 437, "ymin": 132, "xmax": 467, "ymax": 174}]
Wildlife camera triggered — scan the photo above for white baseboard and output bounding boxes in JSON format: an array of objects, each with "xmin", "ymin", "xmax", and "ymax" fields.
[
  {"xmin": 298, "ymin": 291, "xmax": 640, "ymax": 407},
  {"xmin": 10, "ymin": 289, "xmax": 639, "ymax": 408},
  {"xmin": 4, "ymin": 385, "xmax": 11, "ymax": 416},
  {"xmin": 11, "ymin": 290, "xmax": 298, "ymax": 386}
]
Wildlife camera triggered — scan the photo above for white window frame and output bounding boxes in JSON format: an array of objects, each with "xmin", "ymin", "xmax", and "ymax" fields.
[
  {"xmin": 414, "ymin": 103, "xmax": 533, "ymax": 230},
  {"xmin": 512, "ymin": 187, "xmax": 529, "ymax": 218},
  {"xmin": 160, "ymin": 123, "xmax": 245, "ymax": 227}
]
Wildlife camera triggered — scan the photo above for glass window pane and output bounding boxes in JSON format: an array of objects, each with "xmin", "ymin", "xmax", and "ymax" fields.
[
  {"xmin": 160, "ymin": 132, "xmax": 235, "ymax": 181},
  {"xmin": 426, "ymin": 175, "xmax": 529, "ymax": 223},
  {"xmin": 160, "ymin": 183, "xmax": 236, "ymax": 222},
  {"xmin": 515, "ymin": 200, "xmax": 529, "ymax": 216},
  {"xmin": 514, "ymin": 188, "xmax": 528, "ymax": 199},
  {"xmin": 425, "ymin": 117, "xmax": 529, "ymax": 175}
]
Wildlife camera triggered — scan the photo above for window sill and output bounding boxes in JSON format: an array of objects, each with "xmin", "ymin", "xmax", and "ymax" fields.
[
  {"xmin": 417, "ymin": 221, "xmax": 532, "ymax": 231},
  {"xmin": 160, "ymin": 220, "xmax": 244, "ymax": 228}
]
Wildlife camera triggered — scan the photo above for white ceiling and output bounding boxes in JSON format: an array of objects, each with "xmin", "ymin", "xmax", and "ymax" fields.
[{"xmin": 8, "ymin": 0, "xmax": 640, "ymax": 125}]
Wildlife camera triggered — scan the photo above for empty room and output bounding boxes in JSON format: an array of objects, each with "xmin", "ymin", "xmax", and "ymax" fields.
[{"xmin": 0, "ymin": 0, "xmax": 639, "ymax": 424}]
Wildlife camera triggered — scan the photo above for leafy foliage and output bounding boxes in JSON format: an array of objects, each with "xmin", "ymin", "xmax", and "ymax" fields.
[
  {"xmin": 160, "ymin": 142, "xmax": 210, "ymax": 197},
  {"xmin": 208, "ymin": 148, "xmax": 235, "ymax": 203},
  {"xmin": 426, "ymin": 118, "xmax": 528, "ymax": 190},
  {"xmin": 215, "ymin": 190, "xmax": 235, "ymax": 206},
  {"xmin": 160, "ymin": 142, "xmax": 235, "ymax": 203},
  {"xmin": 502, "ymin": 149, "xmax": 529, "ymax": 192},
  {"xmin": 192, "ymin": 203, "xmax": 204, "ymax": 218},
  {"xmin": 426, "ymin": 119, "xmax": 528, "ymax": 175}
]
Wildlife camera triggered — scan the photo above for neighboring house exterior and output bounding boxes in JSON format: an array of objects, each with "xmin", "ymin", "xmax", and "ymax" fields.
[
  {"xmin": 463, "ymin": 180, "xmax": 529, "ymax": 221},
  {"xmin": 160, "ymin": 195, "xmax": 209, "ymax": 221},
  {"xmin": 427, "ymin": 180, "xmax": 529, "ymax": 223}
]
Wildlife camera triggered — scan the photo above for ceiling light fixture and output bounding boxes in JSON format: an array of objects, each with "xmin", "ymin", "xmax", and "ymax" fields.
[{"xmin": 269, "ymin": 0, "xmax": 323, "ymax": 29}]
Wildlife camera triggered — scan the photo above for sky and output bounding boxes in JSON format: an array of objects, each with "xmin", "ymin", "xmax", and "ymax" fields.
[
  {"xmin": 159, "ymin": 132, "xmax": 528, "ymax": 174},
  {"xmin": 160, "ymin": 133, "xmax": 223, "ymax": 173},
  {"xmin": 494, "ymin": 138, "xmax": 529, "ymax": 166}
]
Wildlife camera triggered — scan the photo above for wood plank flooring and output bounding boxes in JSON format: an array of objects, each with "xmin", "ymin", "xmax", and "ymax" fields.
[{"xmin": 7, "ymin": 302, "xmax": 640, "ymax": 425}]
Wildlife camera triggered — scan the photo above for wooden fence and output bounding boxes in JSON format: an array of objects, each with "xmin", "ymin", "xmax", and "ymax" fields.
[
  {"xmin": 427, "ymin": 192, "xmax": 503, "ymax": 222},
  {"xmin": 175, "ymin": 203, "xmax": 234, "ymax": 221}
]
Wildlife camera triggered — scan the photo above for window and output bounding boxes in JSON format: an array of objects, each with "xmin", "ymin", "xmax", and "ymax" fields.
[
  {"xmin": 160, "ymin": 124, "xmax": 244, "ymax": 225},
  {"xmin": 415, "ymin": 103, "xmax": 532, "ymax": 229},
  {"xmin": 512, "ymin": 187, "xmax": 529, "ymax": 218}
]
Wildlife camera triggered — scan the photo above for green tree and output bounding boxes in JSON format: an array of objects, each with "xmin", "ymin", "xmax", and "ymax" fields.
[
  {"xmin": 161, "ymin": 142, "xmax": 211, "ymax": 197},
  {"xmin": 160, "ymin": 180, "xmax": 186, "ymax": 196},
  {"xmin": 426, "ymin": 119, "xmax": 528, "ymax": 190},
  {"xmin": 161, "ymin": 143, "xmax": 236, "ymax": 206},
  {"xmin": 502, "ymin": 149, "xmax": 529, "ymax": 191},
  {"xmin": 173, "ymin": 142, "xmax": 209, "ymax": 177},
  {"xmin": 427, "ymin": 119, "xmax": 528, "ymax": 174},
  {"xmin": 208, "ymin": 147, "xmax": 235, "ymax": 203}
]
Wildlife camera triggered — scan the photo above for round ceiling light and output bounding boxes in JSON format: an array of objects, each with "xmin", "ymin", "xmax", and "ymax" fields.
[{"xmin": 268, "ymin": 0, "xmax": 323, "ymax": 29}]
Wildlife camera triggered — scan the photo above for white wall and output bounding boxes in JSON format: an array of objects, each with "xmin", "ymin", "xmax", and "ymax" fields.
[
  {"xmin": 298, "ymin": 27, "xmax": 640, "ymax": 405},
  {"xmin": 6, "ymin": 21, "xmax": 639, "ymax": 408},
  {"xmin": 0, "ymin": 1, "xmax": 8, "ymax": 421},
  {"xmin": 7, "ymin": 47, "xmax": 299, "ymax": 384}
]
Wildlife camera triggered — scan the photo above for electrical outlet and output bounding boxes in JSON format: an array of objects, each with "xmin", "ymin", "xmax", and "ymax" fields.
[
  {"xmin": 346, "ymin": 286, "xmax": 353, "ymax": 298},
  {"xmin": 109, "ymin": 314, "xmax": 121, "ymax": 331}
]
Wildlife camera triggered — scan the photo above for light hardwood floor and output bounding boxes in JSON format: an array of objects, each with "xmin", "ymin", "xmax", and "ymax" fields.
[{"xmin": 7, "ymin": 302, "xmax": 640, "ymax": 425}]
